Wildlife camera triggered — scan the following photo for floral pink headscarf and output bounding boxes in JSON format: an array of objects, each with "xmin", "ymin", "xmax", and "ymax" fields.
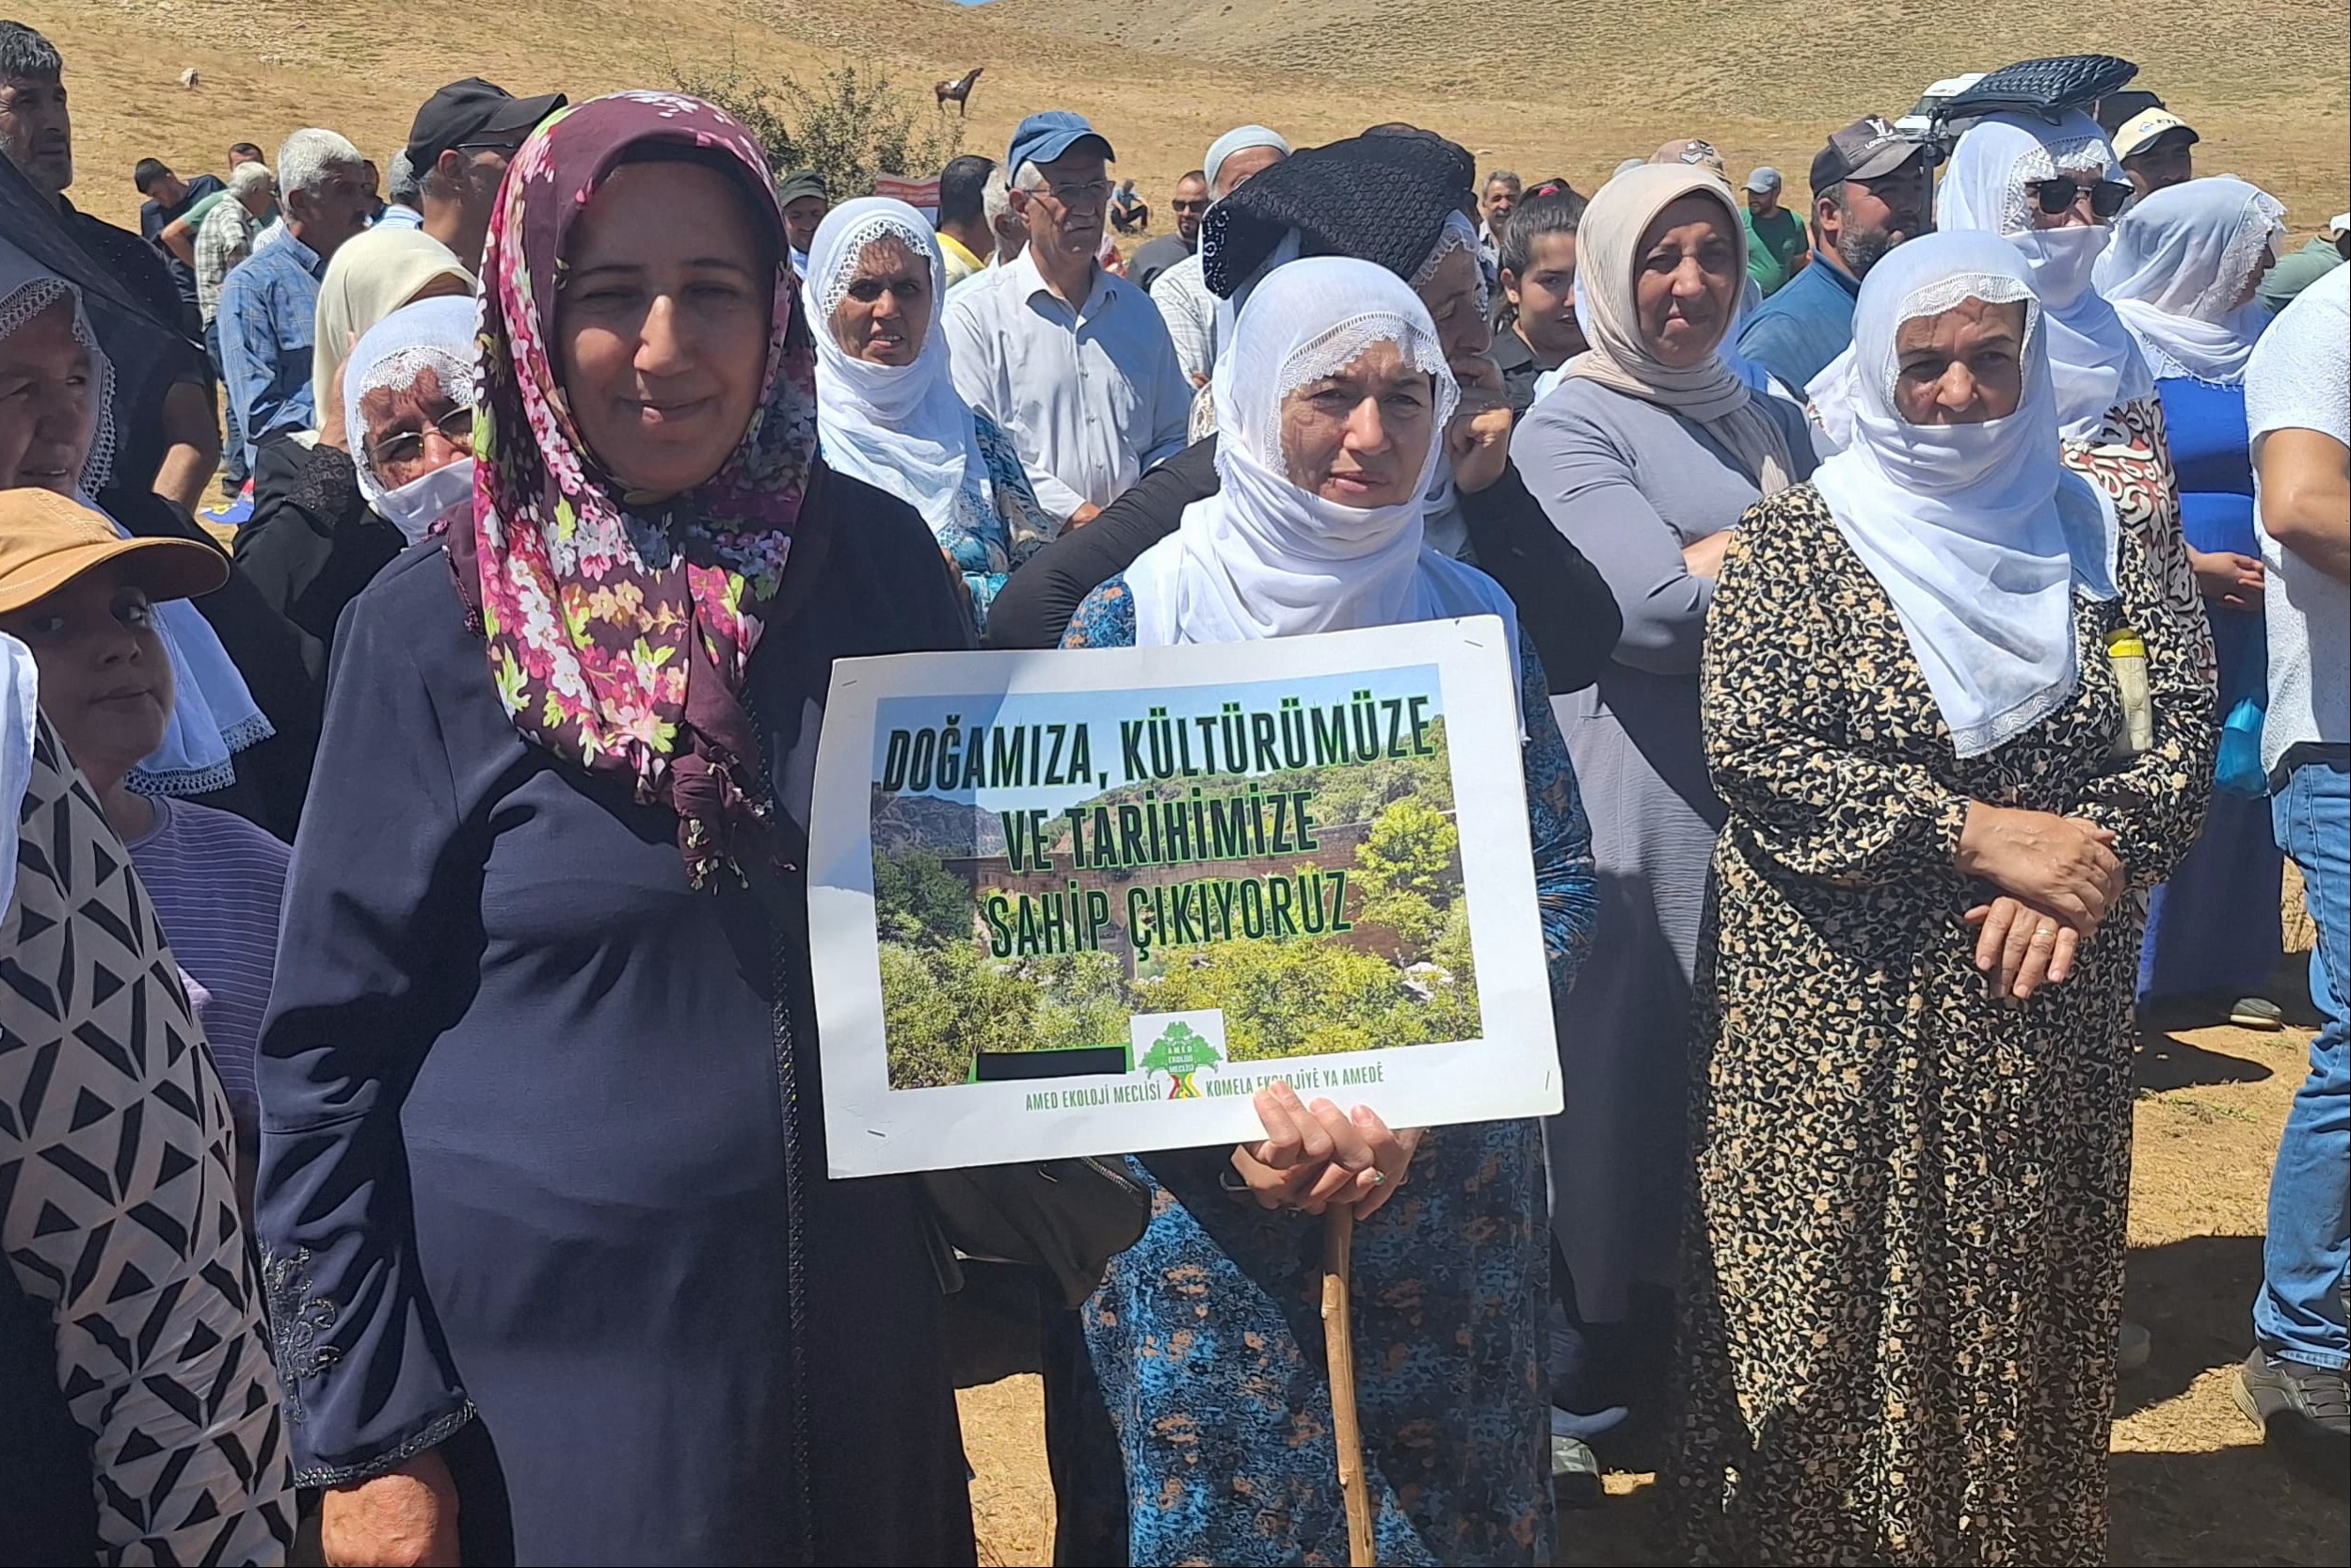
[{"xmin": 451, "ymin": 90, "xmax": 817, "ymax": 888}]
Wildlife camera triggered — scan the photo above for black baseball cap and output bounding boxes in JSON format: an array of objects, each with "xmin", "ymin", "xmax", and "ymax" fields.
[
  {"xmin": 1809, "ymin": 116, "xmax": 1927, "ymax": 195},
  {"xmin": 407, "ymin": 78, "xmax": 567, "ymax": 172}
]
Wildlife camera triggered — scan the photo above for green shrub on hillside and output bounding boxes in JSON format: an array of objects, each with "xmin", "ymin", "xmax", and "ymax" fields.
[{"xmin": 667, "ymin": 53, "xmax": 964, "ymax": 197}]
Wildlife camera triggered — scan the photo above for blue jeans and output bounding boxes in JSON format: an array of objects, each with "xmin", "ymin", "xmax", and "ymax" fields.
[
  {"xmin": 2259, "ymin": 752, "xmax": 2350, "ymax": 1368},
  {"xmin": 205, "ymin": 315, "xmax": 247, "ymax": 491}
]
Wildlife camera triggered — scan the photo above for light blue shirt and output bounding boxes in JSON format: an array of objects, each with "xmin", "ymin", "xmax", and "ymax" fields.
[
  {"xmin": 1735, "ymin": 248, "xmax": 1863, "ymax": 398},
  {"xmin": 943, "ymin": 246, "xmax": 1193, "ymax": 519},
  {"xmin": 215, "ymin": 230, "xmax": 328, "ymax": 463}
]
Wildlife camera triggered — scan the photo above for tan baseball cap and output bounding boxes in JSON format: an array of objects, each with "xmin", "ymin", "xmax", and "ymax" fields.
[
  {"xmin": 0, "ymin": 489, "xmax": 228, "ymax": 616},
  {"xmin": 1653, "ymin": 138, "xmax": 1728, "ymax": 177},
  {"xmin": 2114, "ymin": 108, "xmax": 2199, "ymax": 160}
]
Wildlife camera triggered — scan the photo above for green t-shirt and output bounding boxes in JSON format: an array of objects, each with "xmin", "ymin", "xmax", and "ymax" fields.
[
  {"xmin": 180, "ymin": 188, "xmax": 232, "ymax": 230},
  {"xmin": 2258, "ymin": 237, "xmax": 2346, "ymax": 315},
  {"xmin": 1744, "ymin": 204, "xmax": 1809, "ymax": 296}
]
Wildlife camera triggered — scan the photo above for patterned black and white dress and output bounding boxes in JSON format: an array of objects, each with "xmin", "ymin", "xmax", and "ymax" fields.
[
  {"xmin": 1673, "ymin": 457, "xmax": 2215, "ymax": 1566},
  {"xmin": 0, "ymin": 716, "xmax": 295, "ymax": 1564}
]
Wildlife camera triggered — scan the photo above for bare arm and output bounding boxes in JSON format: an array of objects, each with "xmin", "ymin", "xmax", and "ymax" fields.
[
  {"xmin": 2257, "ymin": 427, "xmax": 2351, "ymax": 584},
  {"xmin": 152, "ymin": 379, "xmax": 222, "ymax": 509},
  {"xmin": 159, "ymin": 216, "xmax": 198, "ymax": 266}
]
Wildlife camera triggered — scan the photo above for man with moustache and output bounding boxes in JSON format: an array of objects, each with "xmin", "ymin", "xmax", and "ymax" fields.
[
  {"xmin": 946, "ymin": 112, "xmax": 1192, "ymax": 526},
  {"xmin": 1736, "ymin": 116, "xmax": 1929, "ymax": 394}
]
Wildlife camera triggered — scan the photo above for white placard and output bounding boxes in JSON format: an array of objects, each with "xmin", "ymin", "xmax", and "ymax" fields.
[{"xmin": 808, "ymin": 616, "xmax": 1561, "ymax": 1176}]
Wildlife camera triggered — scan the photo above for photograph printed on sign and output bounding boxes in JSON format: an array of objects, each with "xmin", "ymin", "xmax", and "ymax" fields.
[{"xmin": 868, "ymin": 664, "xmax": 1479, "ymax": 1101}]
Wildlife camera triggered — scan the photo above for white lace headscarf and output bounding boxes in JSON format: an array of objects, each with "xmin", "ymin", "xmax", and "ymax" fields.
[
  {"xmin": 1208, "ymin": 211, "xmax": 1494, "ymax": 555},
  {"xmin": 1936, "ymin": 111, "xmax": 2156, "ymax": 439},
  {"xmin": 0, "ymin": 236, "xmax": 271, "ymax": 796},
  {"xmin": 1127, "ymin": 256, "xmax": 1519, "ymax": 660},
  {"xmin": 800, "ymin": 197, "xmax": 998, "ymax": 555},
  {"xmin": 343, "ymin": 293, "xmax": 479, "ymax": 542},
  {"xmin": 1811, "ymin": 231, "xmax": 2119, "ymax": 759},
  {"xmin": 0, "ymin": 237, "xmax": 116, "ymax": 491},
  {"xmin": 2094, "ymin": 176, "xmax": 2287, "ymax": 386}
]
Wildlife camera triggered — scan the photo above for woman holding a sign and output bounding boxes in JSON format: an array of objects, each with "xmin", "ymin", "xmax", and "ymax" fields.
[
  {"xmin": 250, "ymin": 94, "xmax": 977, "ymax": 1566},
  {"xmin": 1062, "ymin": 256, "xmax": 1598, "ymax": 1565},
  {"xmin": 1677, "ymin": 232, "xmax": 2212, "ymax": 1562}
]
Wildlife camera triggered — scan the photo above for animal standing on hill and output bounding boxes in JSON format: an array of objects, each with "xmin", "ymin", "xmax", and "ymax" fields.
[{"xmin": 936, "ymin": 67, "xmax": 983, "ymax": 116}]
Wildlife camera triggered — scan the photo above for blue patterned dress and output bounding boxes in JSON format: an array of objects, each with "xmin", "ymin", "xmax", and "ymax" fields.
[
  {"xmin": 1062, "ymin": 576, "xmax": 1597, "ymax": 1567},
  {"xmin": 947, "ymin": 411, "xmax": 1062, "ymax": 634}
]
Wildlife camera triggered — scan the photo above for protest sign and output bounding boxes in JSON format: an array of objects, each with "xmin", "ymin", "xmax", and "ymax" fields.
[{"xmin": 807, "ymin": 616, "xmax": 1562, "ymax": 1177}]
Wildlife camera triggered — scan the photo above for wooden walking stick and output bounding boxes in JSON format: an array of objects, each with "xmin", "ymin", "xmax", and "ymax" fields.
[{"xmin": 1321, "ymin": 1206, "xmax": 1376, "ymax": 1566}]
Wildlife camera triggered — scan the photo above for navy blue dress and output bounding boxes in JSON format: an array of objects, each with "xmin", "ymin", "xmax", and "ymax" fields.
[
  {"xmin": 254, "ymin": 472, "xmax": 978, "ymax": 1564},
  {"xmin": 2136, "ymin": 375, "xmax": 2285, "ymax": 1000}
]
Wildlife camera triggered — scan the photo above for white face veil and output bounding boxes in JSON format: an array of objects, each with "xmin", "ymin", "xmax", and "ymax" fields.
[
  {"xmin": 343, "ymin": 293, "xmax": 479, "ymax": 544},
  {"xmin": 799, "ymin": 197, "xmax": 999, "ymax": 558},
  {"xmin": 2093, "ymin": 176, "xmax": 2286, "ymax": 386},
  {"xmin": 1811, "ymin": 231, "xmax": 2119, "ymax": 759},
  {"xmin": 0, "ymin": 237, "xmax": 272, "ymax": 797},
  {"xmin": 1935, "ymin": 111, "xmax": 2156, "ymax": 439},
  {"xmin": 1125, "ymin": 255, "xmax": 1518, "ymax": 657}
]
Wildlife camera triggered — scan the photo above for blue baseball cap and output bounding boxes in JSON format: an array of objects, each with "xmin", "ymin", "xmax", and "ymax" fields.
[{"xmin": 1005, "ymin": 111, "xmax": 1115, "ymax": 181}]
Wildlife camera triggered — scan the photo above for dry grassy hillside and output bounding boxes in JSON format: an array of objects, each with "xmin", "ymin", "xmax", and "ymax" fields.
[{"xmin": 47, "ymin": 0, "xmax": 2349, "ymax": 237}]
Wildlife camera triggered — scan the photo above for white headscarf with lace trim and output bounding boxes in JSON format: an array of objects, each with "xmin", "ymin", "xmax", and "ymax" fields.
[
  {"xmin": 0, "ymin": 235, "xmax": 270, "ymax": 796},
  {"xmin": 1936, "ymin": 111, "xmax": 2156, "ymax": 439},
  {"xmin": 1126, "ymin": 256, "xmax": 1519, "ymax": 659},
  {"xmin": 343, "ymin": 293, "xmax": 478, "ymax": 542},
  {"xmin": 2094, "ymin": 176, "xmax": 2286, "ymax": 386},
  {"xmin": 801, "ymin": 197, "xmax": 997, "ymax": 555},
  {"xmin": 1811, "ymin": 231, "xmax": 2119, "ymax": 758}
]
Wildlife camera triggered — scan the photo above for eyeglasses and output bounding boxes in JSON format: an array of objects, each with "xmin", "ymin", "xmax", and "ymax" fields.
[
  {"xmin": 368, "ymin": 405, "xmax": 475, "ymax": 469},
  {"xmin": 2029, "ymin": 177, "xmax": 2133, "ymax": 219},
  {"xmin": 453, "ymin": 136, "xmax": 528, "ymax": 158},
  {"xmin": 1034, "ymin": 179, "xmax": 1113, "ymax": 208},
  {"xmin": 1170, "ymin": 198, "xmax": 1210, "ymax": 214}
]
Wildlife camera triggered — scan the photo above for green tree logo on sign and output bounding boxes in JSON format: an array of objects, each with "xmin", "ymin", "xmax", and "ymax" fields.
[{"xmin": 1139, "ymin": 1021, "xmax": 1221, "ymax": 1098}]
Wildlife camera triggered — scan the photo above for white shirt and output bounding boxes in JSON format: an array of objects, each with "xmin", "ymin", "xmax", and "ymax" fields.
[
  {"xmin": 1149, "ymin": 250, "xmax": 1221, "ymax": 386},
  {"xmin": 943, "ymin": 245, "xmax": 1193, "ymax": 518},
  {"xmin": 2247, "ymin": 264, "xmax": 2350, "ymax": 776}
]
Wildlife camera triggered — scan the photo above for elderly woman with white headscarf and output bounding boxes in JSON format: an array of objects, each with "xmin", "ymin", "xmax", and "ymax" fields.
[
  {"xmin": 236, "ymin": 293, "xmax": 478, "ymax": 654},
  {"xmin": 1510, "ymin": 163, "xmax": 1817, "ymax": 1411},
  {"xmin": 0, "ymin": 232, "xmax": 321, "ymax": 836},
  {"xmin": 802, "ymin": 197, "xmax": 1056, "ymax": 632},
  {"xmin": 1676, "ymin": 230, "xmax": 2215, "ymax": 1565},
  {"xmin": 1933, "ymin": 111, "xmax": 2165, "ymax": 455},
  {"xmin": 2094, "ymin": 176, "xmax": 2293, "ymax": 1016},
  {"xmin": 1062, "ymin": 255, "xmax": 1596, "ymax": 1566}
]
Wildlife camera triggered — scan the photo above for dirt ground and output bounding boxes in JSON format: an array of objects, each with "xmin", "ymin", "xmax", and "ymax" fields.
[{"xmin": 959, "ymin": 983, "xmax": 2351, "ymax": 1567}]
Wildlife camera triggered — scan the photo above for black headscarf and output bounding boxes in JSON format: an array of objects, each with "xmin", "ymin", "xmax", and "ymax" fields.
[{"xmin": 1200, "ymin": 131, "xmax": 1475, "ymax": 300}]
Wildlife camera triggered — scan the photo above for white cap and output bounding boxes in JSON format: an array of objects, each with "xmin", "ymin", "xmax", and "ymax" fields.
[
  {"xmin": 2114, "ymin": 108, "xmax": 2199, "ymax": 160},
  {"xmin": 1204, "ymin": 125, "xmax": 1290, "ymax": 195}
]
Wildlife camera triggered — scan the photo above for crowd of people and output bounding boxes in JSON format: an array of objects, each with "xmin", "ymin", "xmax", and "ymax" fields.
[{"xmin": 0, "ymin": 16, "xmax": 2344, "ymax": 1566}]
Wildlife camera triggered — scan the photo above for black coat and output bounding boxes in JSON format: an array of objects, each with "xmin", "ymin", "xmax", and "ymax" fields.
[
  {"xmin": 232, "ymin": 441, "xmax": 406, "ymax": 664},
  {"xmin": 253, "ymin": 466, "xmax": 978, "ymax": 1564},
  {"xmin": 982, "ymin": 436, "xmax": 1624, "ymax": 692}
]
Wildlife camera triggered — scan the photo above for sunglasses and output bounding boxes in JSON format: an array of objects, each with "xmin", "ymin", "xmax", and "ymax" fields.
[
  {"xmin": 1170, "ymin": 199, "xmax": 1210, "ymax": 214},
  {"xmin": 2030, "ymin": 177, "xmax": 2133, "ymax": 219},
  {"xmin": 369, "ymin": 404, "xmax": 475, "ymax": 470}
]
